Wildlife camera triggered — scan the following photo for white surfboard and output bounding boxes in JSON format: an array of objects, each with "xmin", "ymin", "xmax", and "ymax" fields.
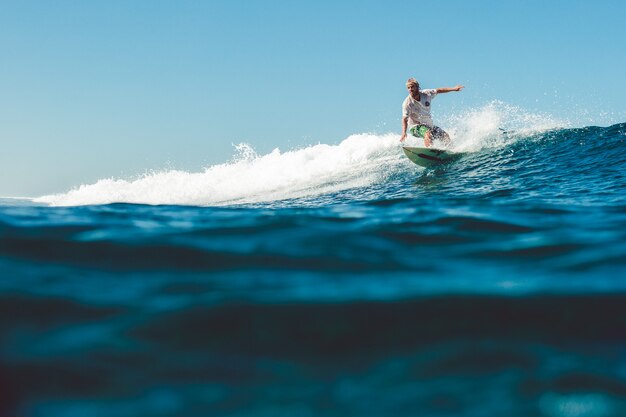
[{"xmin": 402, "ymin": 146, "xmax": 465, "ymax": 168}]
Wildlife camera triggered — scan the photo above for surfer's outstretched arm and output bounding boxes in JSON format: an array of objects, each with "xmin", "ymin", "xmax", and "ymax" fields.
[{"xmin": 435, "ymin": 85, "xmax": 464, "ymax": 94}]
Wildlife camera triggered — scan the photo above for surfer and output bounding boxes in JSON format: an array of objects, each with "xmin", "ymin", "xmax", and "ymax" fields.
[{"xmin": 400, "ymin": 78, "xmax": 464, "ymax": 147}]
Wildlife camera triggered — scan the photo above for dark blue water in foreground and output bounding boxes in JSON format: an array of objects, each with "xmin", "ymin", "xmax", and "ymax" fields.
[{"xmin": 1, "ymin": 124, "xmax": 626, "ymax": 416}]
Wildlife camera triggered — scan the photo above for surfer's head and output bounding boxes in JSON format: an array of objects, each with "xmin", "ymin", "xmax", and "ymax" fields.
[{"xmin": 406, "ymin": 78, "xmax": 420, "ymax": 98}]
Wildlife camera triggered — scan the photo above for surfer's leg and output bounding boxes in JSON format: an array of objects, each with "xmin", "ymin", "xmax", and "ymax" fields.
[
  {"xmin": 433, "ymin": 126, "xmax": 452, "ymax": 147},
  {"xmin": 424, "ymin": 130, "xmax": 433, "ymax": 147}
]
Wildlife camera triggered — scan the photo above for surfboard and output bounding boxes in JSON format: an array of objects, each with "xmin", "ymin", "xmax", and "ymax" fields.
[{"xmin": 402, "ymin": 146, "xmax": 464, "ymax": 168}]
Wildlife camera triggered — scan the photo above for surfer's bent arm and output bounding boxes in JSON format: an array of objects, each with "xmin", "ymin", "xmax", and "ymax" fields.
[
  {"xmin": 435, "ymin": 85, "xmax": 465, "ymax": 94},
  {"xmin": 401, "ymin": 116, "xmax": 409, "ymax": 141}
]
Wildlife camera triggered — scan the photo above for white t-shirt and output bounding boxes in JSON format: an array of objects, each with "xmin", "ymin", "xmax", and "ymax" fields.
[{"xmin": 402, "ymin": 89, "xmax": 438, "ymax": 128}]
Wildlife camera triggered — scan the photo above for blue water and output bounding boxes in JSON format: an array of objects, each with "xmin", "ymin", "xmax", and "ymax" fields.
[{"xmin": 1, "ymin": 120, "xmax": 625, "ymax": 417}]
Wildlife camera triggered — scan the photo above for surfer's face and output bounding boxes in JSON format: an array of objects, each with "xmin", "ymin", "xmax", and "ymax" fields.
[{"xmin": 408, "ymin": 84, "xmax": 420, "ymax": 99}]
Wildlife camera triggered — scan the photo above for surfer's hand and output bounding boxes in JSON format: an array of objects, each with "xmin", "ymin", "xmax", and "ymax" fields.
[
  {"xmin": 400, "ymin": 133, "xmax": 407, "ymax": 142},
  {"xmin": 455, "ymin": 85, "xmax": 465, "ymax": 91}
]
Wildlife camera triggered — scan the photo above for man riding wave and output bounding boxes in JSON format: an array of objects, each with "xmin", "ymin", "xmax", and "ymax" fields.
[{"xmin": 400, "ymin": 78, "xmax": 464, "ymax": 147}]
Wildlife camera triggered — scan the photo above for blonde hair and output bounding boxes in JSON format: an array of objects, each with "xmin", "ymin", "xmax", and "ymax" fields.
[{"xmin": 406, "ymin": 78, "xmax": 419, "ymax": 88}]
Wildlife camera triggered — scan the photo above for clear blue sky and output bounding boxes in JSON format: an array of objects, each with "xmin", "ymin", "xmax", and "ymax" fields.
[{"xmin": 1, "ymin": 0, "xmax": 625, "ymax": 196}]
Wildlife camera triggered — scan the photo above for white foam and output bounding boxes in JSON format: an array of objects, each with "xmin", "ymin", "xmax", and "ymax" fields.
[
  {"xmin": 36, "ymin": 133, "xmax": 404, "ymax": 207},
  {"xmin": 444, "ymin": 101, "xmax": 568, "ymax": 152}
]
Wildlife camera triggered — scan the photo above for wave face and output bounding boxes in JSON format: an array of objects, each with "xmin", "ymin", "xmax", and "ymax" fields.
[{"xmin": 2, "ymin": 104, "xmax": 626, "ymax": 417}]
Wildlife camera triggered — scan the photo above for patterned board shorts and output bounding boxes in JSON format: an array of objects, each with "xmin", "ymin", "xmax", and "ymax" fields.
[{"xmin": 409, "ymin": 124, "xmax": 446, "ymax": 139}]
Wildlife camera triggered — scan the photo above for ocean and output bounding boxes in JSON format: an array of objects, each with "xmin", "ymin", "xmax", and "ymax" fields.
[{"xmin": 1, "ymin": 104, "xmax": 625, "ymax": 416}]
